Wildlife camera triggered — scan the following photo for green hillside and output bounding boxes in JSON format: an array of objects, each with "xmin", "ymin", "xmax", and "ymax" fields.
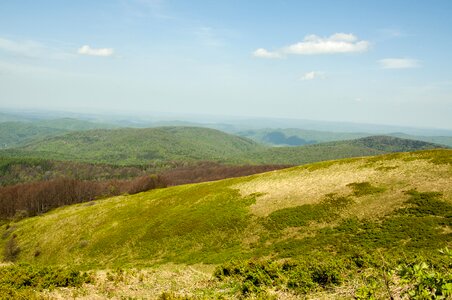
[
  {"xmin": 238, "ymin": 128, "xmax": 371, "ymax": 145},
  {"xmin": 0, "ymin": 119, "xmax": 117, "ymax": 149},
  {"xmin": 8, "ymin": 127, "xmax": 264, "ymax": 165},
  {"xmin": 1, "ymin": 150, "xmax": 450, "ymax": 298},
  {"xmin": 0, "ymin": 127, "xmax": 444, "ymax": 166},
  {"xmin": 390, "ymin": 132, "xmax": 452, "ymax": 147},
  {"xmin": 244, "ymin": 135, "xmax": 445, "ymax": 164},
  {"xmin": 0, "ymin": 122, "xmax": 67, "ymax": 149},
  {"xmin": 239, "ymin": 128, "xmax": 452, "ymax": 148},
  {"xmin": 33, "ymin": 118, "xmax": 116, "ymax": 131}
]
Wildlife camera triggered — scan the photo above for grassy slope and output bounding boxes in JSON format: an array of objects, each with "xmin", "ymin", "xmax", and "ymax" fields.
[
  {"xmin": 2, "ymin": 149, "xmax": 450, "ymax": 270},
  {"xmin": 0, "ymin": 126, "xmax": 444, "ymax": 166}
]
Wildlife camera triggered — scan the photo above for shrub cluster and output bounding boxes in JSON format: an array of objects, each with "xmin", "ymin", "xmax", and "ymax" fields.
[
  {"xmin": 0, "ymin": 264, "xmax": 91, "ymax": 299},
  {"xmin": 214, "ymin": 258, "xmax": 345, "ymax": 296}
]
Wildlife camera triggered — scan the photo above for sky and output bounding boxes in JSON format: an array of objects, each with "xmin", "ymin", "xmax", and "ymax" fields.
[{"xmin": 0, "ymin": 0, "xmax": 452, "ymax": 129}]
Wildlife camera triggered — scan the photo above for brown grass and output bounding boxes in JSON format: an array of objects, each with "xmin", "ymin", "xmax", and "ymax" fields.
[
  {"xmin": 235, "ymin": 157, "xmax": 451, "ymax": 218},
  {"xmin": 42, "ymin": 264, "xmax": 217, "ymax": 300}
]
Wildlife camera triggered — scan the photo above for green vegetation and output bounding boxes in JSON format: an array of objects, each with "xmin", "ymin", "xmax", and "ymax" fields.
[
  {"xmin": 0, "ymin": 149, "xmax": 450, "ymax": 298},
  {"xmin": 215, "ymin": 249, "xmax": 452, "ymax": 299},
  {"xmin": 1, "ymin": 126, "xmax": 444, "ymax": 166},
  {"xmin": 238, "ymin": 128, "xmax": 371, "ymax": 145},
  {"xmin": 33, "ymin": 118, "xmax": 116, "ymax": 131},
  {"xmin": 346, "ymin": 182, "xmax": 385, "ymax": 196},
  {"xmin": 240, "ymin": 128, "xmax": 452, "ymax": 148},
  {"xmin": 0, "ymin": 122, "xmax": 66, "ymax": 149},
  {"xmin": 242, "ymin": 135, "xmax": 444, "ymax": 165},
  {"xmin": 1, "ymin": 127, "xmax": 264, "ymax": 165},
  {"xmin": 266, "ymin": 194, "xmax": 352, "ymax": 230},
  {"xmin": 0, "ymin": 264, "xmax": 91, "ymax": 299},
  {"xmin": 0, "ymin": 156, "xmax": 151, "ymax": 186},
  {"xmin": 391, "ymin": 132, "xmax": 452, "ymax": 147},
  {"xmin": 0, "ymin": 119, "xmax": 116, "ymax": 149}
]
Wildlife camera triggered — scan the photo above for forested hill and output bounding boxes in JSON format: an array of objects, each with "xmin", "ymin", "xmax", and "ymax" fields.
[
  {"xmin": 241, "ymin": 135, "xmax": 446, "ymax": 164},
  {"xmin": 6, "ymin": 127, "xmax": 264, "ymax": 165},
  {"xmin": 0, "ymin": 118, "xmax": 116, "ymax": 149},
  {"xmin": 0, "ymin": 127, "xmax": 445, "ymax": 166}
]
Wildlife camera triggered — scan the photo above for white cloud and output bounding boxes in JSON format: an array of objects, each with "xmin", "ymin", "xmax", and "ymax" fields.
[
  {"xmin": 254, "ymin": 33, "xmax": 369, "ymax": 59},
  {"xmin": 78, "ymin": 45, "xmax": 114, "ymax": 57},
  {"xmin": 300, "ymin": 71, "xmax": 325, "ymax": 81},
  {"xmin": 252, "ymin": 48, "xmax": 282, "ymax": 59},
  {"xmin": 378, "ymin": 58, "xmax": 420, "ymax": 69},
  {"xmin": 284, "ymin": 33, "xmax": 369, "ymax": 55}
]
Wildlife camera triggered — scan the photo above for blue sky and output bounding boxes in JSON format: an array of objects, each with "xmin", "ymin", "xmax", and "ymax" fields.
[{"xmin": 0, "ymin": 0, "xmax": 451, "ymax": 129}]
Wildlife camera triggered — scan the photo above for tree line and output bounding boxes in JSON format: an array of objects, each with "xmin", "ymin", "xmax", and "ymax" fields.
[{"xmin": 0, "ymin": 163, "xmax": 289, "ymax": 219}]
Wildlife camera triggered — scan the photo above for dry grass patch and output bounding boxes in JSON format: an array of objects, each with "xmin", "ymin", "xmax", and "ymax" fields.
[
  {"xmin": 42, "ymin": 264, "xmax": 217, "ymax": 300},
  {"xmin": 235, "ymin": 161, "xmax": 377, "ymax": 217},
  {"xmin": 235, "ymin": 155, "xmax": 452, "ymax": 218}
]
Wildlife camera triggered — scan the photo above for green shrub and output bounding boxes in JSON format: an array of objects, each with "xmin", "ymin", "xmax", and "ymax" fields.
[
  {"xmin": 215, "ymin": 257, "xmax": 345, "ymax": 296},
  {"xmin": 397, "ymin": 190, "xmax": 450, "ymax": 217},
  {"xmin": 0, "ymin": 264, "xmax": 91, "ymax": 290},
  {"xmin": 346, "ymin": 182, "xmax": 385, "ymax": 197},
  {"xmin": 3, "ymin": 234, "xmax": 20, "ymax": 262},
  {"xmin": 398, "ymin": 255, "xmax": 452, "ymax": 299},
  {"xmin": 266, "ymin": 193, "xmax": 352, "ymax": 230}
]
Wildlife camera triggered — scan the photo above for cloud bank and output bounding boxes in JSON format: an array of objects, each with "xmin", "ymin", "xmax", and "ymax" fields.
[
  {"xmin": 78, "ymin": 45, "xmax": 114, "ymax": 57},
  {"xmin": 254, "ymin": 33, "xmax": 370, "ymax": 59},
  {"xmin": 378, "ymin": 58, "xmax": 420, "ymax": 69}
]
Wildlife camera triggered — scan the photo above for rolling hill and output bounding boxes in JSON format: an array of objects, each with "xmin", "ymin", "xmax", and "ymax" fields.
[
  {"xmin": 243, "ymin": 135, "xmax": 446, "ymax": 164},
  {"xmin": 33, "ymin": 118, "xmax": 116, "ymax": 131},
  {"xmin": 239, "ymin": 128, "xmax": 452, "ymax": 148},
  {"xmin": 0, "ymin": 119, "xmax": 117, "ymax": 149},
  {"xmin": 238, "ymin": 128, "xmax": 371, "ymax": 146},
  {"xmin": 0, "ymin": 127, "xmax": 445, "ymax": 166},
  {"xmin": 0, "ymin": 122, "xmax": 67, "ymax": 149},
  {"xmin": 390, "ymin": 132, "xmax": 452, "ymax": 147},
  {"xmin": 7, "ymin": 127, "xmax": 264, "ymax": 165},
  {"xmin": 1, "ymin": 149, "xmax": 451, "ymax": 298}
]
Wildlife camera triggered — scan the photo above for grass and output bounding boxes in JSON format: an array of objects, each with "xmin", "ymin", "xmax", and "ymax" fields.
[{"xmin": 0, "ymin": 149, "xmax": 451, "ymax": 298}]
